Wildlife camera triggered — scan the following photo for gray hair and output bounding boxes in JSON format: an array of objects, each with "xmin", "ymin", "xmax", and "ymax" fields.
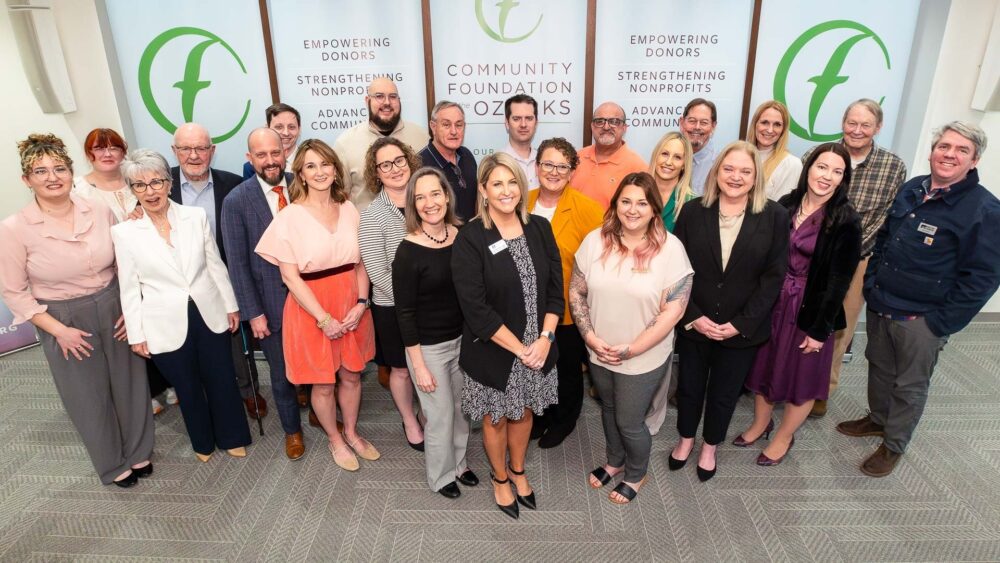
[
  {"xmin": 842, "ymin": 98, "xmax": 884, "ymax": 127},
  {"xmin": 430, "ymin": 100, "xmax": 464, "ymax": 121},
  {"xmin": 931, "ymin": 121, "xmax": 988, "ymax": 160},
  {"xmin": 120, "ymin": 148, "xmax": 170, "ymax": 185}
]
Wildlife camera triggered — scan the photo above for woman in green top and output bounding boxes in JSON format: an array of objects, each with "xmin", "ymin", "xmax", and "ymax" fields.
[{"xmin": 648, "ymin": 131, "xmax": 694, "ymax": 233}]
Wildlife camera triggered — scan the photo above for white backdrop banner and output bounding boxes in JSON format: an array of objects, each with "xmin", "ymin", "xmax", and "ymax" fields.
[
  {"xmin": 593, "ymin": 0, "xmax": 754, "ymax": 160},
  {"xmin": 750, "ymin": 1, "xmax": 920, "ymax": 156},
  {"xmin": 429, "ymin": 0, "xmax": 587, "ymax": 158},
  {"xmin": 104, "ymin": 0, "xmax": 273, "ymax": 173},
  {"xmin": 268, "ymin": 0, "xmax": 427, "ymax": 143}
]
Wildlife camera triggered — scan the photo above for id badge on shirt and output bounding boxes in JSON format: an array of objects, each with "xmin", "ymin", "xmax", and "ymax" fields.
[{"xmin": 489, "ymin": 239, "xmax": 508, "ymax": 255}]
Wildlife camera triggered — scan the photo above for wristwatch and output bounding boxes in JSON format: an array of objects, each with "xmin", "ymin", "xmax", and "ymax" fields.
[
  {"xmin": 356, "ymin": 297, "xmax": 370, "ymax": 308},
  {"xmin": 540, "ymin": 330, "xmax": 555, "ymax": 343}
]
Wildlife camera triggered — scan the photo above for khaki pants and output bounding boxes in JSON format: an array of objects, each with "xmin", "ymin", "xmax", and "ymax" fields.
[{"xmin": 828, "ymin": 256, "xmax": 869, "ymax": 394}]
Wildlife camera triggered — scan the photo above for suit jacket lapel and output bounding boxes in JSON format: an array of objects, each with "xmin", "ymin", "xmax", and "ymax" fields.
[
  {"xmin": 172, "ymin": 207, "xmax": 196, "ymax": 279},
  {"xmin": 169, "ymin": 167, "xmax": 183, "ymax": 205},
  {"xmin": 704, "ymin": 202, "xmax": 724, "ymax": 274},
  {"xmin": 724, "ymin": 207, "xmax": 763, "ymax": 275},
  {"xmin": 550, "ymin": 190, "xmax": 573, "ymax": 240},
  {"xmin": 136, "ymin": 214, "xmax": 183, "ymax": 277},
  {"xmin": 247, "ymin": 177, "xmax": 274, "ymax": 226}
]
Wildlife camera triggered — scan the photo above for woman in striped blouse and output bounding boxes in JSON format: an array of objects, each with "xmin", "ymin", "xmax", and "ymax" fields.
[{"xmin": 359, "ymin": 137, "xmax": 426, "ymax": 451}]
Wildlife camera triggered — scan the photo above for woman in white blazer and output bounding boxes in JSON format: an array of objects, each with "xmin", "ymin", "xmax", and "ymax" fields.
[{"xmin": 113, "ymin": 149, "xmax": 251, "ymax": 461}]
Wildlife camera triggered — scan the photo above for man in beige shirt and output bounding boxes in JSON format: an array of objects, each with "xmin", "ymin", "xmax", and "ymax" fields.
[{"xmin": 333, "ymin": 78, "xmax": 429, "ymax": 211}]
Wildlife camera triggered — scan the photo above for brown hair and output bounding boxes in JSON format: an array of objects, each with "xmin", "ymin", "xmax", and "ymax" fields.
[
  {"xmin": 599, "ymin": 172, "xmax": 667, "ymax": 272},
  {"xmin": 83, "ymin": 128, "xmax": 128, "ymax": 161},
  {"xmin": 265, "ymin": 102, "xmax": 300, "ymax": 126},
  {"xmin": 18, "ymin": 133, "xmax": 73, "ymax": 176},
  {"xmin": 363, "ymin": 137, "xmax": 422, "ymax": 195},
  {"xmin": 403, "ymin": 167, "xmax": 462, "ymax": 233},
  {"xmin": 701, "ymin": 141, "xmax": 767, "ymax": 215},
  {"xmin": 288, "ymin": 139, "xmax": 347, "ymax": 204},
  {"xmin": 536, "ymin": 137, "xmax": 579, "ymax": 170}
]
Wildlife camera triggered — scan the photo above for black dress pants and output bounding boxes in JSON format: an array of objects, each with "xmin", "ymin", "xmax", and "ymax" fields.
[{"xmin": 675, "ymin": 336, "xmax": 759, "ymax": 445}]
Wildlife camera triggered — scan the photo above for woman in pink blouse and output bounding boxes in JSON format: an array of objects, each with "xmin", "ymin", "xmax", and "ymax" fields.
[
  {"xmin": 256, "ymin": 139, "xmax": 377, "ymax": 472},
  {"xmin": 0, "ymin": 134, "xmax": 154, "ymax": 487}
]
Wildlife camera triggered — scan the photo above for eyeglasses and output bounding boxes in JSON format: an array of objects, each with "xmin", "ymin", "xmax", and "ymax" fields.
[
  {"xmin": 539, "ymin": 161, "xmax": 572, "ymax": 175},
  {"xmin": 29, "ymin": 165, "xmax": 72, "ymax": 179},
  {"xmin": 91, "ymin": 146, "xmax": 124, "ymax": 156},
  {"xmin": 592, "ymin": 118, "xmax": 625, "ymax": 128},
  {"xmin": 130, "ymin": 178, "xmax": 171, "ymax": 193},
  {"xmin": 376, "ymin": 155, "xmax": 408, "ymax": 173},
  {"xmin": 844, "ymin": 120, "xmax": 876, "ymax": 133},
  {"xmin": 173, "ymin": 145, "xmax": 213, "ymax": 155},
  {"xmin": 370, "ymin": 93, "xmax": 400, "ymax": 103},
  {"xmin": 684, "ymin": 117, "xmax": 713, "ymax": 128}
]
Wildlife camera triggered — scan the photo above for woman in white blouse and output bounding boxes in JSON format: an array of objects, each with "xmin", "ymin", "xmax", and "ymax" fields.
[
  {"xmin": 72, "ymin": 128, "xmax": 135, "ymax": 220},
  {"xmin": 746, "ymin": 101, "xmax": 802, "ymax": 200}
]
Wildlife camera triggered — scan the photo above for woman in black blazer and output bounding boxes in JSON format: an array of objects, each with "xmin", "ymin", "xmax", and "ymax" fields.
[
  {"xmin": 737, "ymin": 143, "xmax": 861, "ymax": 465},
  {"xmin": 452, "ymin": 153, "xmax": 563, "ymax": 520},
  {"xmin": 671, "ymin": 141, "xmax": 789, "ymax": 482}
]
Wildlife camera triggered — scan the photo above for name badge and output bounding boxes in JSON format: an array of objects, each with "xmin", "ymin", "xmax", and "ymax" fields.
[
  {"xmin": 488, "ymin": 239, "xmax": 509, "ymax": 255},
  {"xmin": 924, "ymin": 237, "xmax": 934, "ymax": 246},
  {"xmin": 917, "ymin": 222, "xmax": 938, "ymax": 235}
]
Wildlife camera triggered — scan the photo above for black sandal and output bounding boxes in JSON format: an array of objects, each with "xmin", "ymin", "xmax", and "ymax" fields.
[
  {"xmin": 507, "ymin": 464, "xmax": 536, "ymax": 510},
  {"xmin": 589, "ymin": 467, "xmax": 613, "ymax": 489},
  {"xmin": 609, "ymin": 476, "xmax": 647, "ymax": 505}
]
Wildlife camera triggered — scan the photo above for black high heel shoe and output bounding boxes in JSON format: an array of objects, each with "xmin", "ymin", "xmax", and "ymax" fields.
[
  {"xmin": 491, "ymin": 473, "xmax": 519, "ymax": 519},
  {"xmin": 132, "ymin": 462, "xmax": 153, "ymax": 478},
  {"xmin": 732, "ymin": 419, "xmax": 775, "ymax": 448},
  {"xmin": 508, "ymin": 464, "xmax": 536, "ymax": 510},
  {"xmin": 113, "ymin": 471, "xmax": 138, "ymax": 488},
  {"xmin": 696, "ymin": 447, "xmax": 717, "ymax": 482},
  {"xmin": 402, "ymin": 422, "xmax": 424, "ymax": 452},
  {"xmin": 668, "ymin": 441, "xmax": 692, "ymax": 471}
]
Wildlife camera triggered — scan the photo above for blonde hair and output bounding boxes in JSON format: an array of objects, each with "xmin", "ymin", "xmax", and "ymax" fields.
[
  {"xmin": 746, "ymin": 100, "xmax": 792, "ymax": 183},
  {"xmin": 18, "ymin": 133, "xmax": 73, "ymax": 176},
  {"xmin": 475, "ymin": 153, "xmax": 530, "ymax": 229},
  {"xmin": 647, "ymin": 131, "xmax": 693, "ymax": 222},
  {"xmin": 288, "ymin": 139, "xmax": 347, "ymax": 204},
  {"xmin": 701, "ymin": 141, "xmax": 767, "ymax": 215}
]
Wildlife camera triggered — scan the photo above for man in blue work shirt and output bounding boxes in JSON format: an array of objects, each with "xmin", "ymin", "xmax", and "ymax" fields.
[{"xmin": 837, "ymin": 121, "xmax": 1000, "ymax": 477}]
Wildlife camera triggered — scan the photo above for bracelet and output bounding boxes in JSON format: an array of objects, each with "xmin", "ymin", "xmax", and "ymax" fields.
[{"xmin": 316, "ymin": 313, "xmax": 332, "ymax": 329}]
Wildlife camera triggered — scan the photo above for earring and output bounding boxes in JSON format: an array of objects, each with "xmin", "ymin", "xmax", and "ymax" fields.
[{"xmin": 483, "ymin": 198, "xmax": 489, "ymax": 207}]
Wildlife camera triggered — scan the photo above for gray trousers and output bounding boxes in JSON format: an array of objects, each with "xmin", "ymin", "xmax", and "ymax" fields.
[
  {"xmin": 590, "ymin": 360, "xmax": 668, "ymax": 483},
  {"xmin": 405, "ymin": 336, "xmax": 470, "ymax": 491},
  {"xmin": 644, "ymin": 353, "xmax": 676, "ymax": 434},
  {"xmin": 37, "ymin": 279, "xmax": 155, "ymax": 484},
  {"xmin": 865, "ymin": 310, "xmax": 949, "ymax": 454}
]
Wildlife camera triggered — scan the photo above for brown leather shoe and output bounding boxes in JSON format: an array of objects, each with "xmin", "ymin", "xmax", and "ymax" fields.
[
  {"xmin": 285, "ymin": 432, "xmax": 305, "ymax": 460},
  {"xmin": 244, "ymin": 394, "xmax": 268, "ymax": 419},
  {"xmin": 809, "ymin": 400, "xmax": 827, "ymax": 419},
  {"xmin": 836, "ymin": 414, "xmax": 884, "ymax": 437},
  {"xmin": 377, "ymin": 365, "xmax": 391, "ymax": 390},
  {"xmin": 308, "ymin": 409, "xmax": 343, "ymax": 433},
  {"xmin": 860, "ymin": 443, "xmax": 902, "ymax": 477},
  {"xmin": 296, "ymin": 385, "xmax": 309, "ymax": 408}
]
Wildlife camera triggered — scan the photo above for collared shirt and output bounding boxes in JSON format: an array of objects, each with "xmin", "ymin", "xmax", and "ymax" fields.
[
  {"xmin": 690, "ymin": 141, "xmax": 718, "ymax": 196},
  {"xmin": 179, "ymin": 169, "xmax": 216, "ymax": 237},
  {"xmin": 257, "ymin": 175, "xmax": 288, "ymax": 218},
  {"xmin": 0, "ymin": 194, "xmax": 117, "ymax": 323},
  {"xmin": 497, "ymin": 142, "xmax": 538, "ymax": 189},
  {"xmin": 570, "ymin": 143, "xmax": 647, "ymax": 209},
  {"xmin": 419, "ymin": 142, "xmax": 478, "ymax": 221},
  {"xmin": 804, "ymin": 141, "xmax": 906, "ymax": 255}
]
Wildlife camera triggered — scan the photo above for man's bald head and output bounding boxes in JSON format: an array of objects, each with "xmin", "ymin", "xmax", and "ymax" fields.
[
  {"xmin": 171, "ymin": 122, "xmax": 214, "ymax": 181},
  {"xmin": 366, "ymin": 77, "xmax": 402, "ymax": 133},
  {"xmin": 246, "ymin": 127, "xmax": 286, "ymax": 187}
]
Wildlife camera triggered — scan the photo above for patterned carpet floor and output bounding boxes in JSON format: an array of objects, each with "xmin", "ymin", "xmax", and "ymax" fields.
[{"xmin": 1, "ymin": 324, "xmax": 999, "ymax": 562}]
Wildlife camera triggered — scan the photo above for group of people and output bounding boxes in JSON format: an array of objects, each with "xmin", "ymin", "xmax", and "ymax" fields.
[{"xmin": 2, "ymin": 77, "xmax": 998, "ymax": 518}]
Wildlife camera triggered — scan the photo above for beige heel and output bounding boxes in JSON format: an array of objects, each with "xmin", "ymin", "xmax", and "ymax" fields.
[
  {"xmin": 226, "ymin": 447, "xmax": 247, "ymax": 458},
  {"xmin": 195, "ymin": 452, "xmax": 212, "ymax": 463}
]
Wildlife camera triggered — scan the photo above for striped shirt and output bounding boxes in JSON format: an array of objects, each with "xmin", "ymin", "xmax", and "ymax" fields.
[
  {"xmin": 359, "ymin": 190, "xmax": 407, "ymax": 306},
  {"xmin": 804, "ymin": 141, "xmax": 906, "ymax": 255}
]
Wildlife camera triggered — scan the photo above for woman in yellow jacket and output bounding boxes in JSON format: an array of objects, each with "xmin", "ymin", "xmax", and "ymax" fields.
[{"xmin": 526, "ymin": 137, "xmax": 604, "ymax": 448}]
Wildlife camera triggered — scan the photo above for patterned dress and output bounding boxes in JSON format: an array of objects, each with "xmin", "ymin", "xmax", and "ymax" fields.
[{"xmin": 461, "ymin": 236, "xmax": 558, "ymax": 423}]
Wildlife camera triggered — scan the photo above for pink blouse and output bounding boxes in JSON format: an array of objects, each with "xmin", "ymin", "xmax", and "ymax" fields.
[
  {"xmin": 0, "ymin": 194, "xmax": 117, "ymax": 323},
  {"xmin": 255, "ymin": 202, "xmax": 361, "ymax": 272}
]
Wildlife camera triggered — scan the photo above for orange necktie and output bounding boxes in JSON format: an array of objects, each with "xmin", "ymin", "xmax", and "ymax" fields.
[{"xmin": 272, "ymin": 186, "xmax": 287, "ymax": 210}]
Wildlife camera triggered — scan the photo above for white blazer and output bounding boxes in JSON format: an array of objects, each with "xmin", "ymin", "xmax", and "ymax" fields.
[{"xmin": 112, "ymin": 202, "xmax": 239, "ymax": 354}]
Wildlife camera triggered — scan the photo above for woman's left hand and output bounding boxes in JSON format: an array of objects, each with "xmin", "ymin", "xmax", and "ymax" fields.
[
  {"xmin": 713, "ymin": 322, "xmax": 740, "ymax": 340},
  {"xmin": 520, "ymin": 338, "xmax": 550, "ymax": 370},
  {"xmin": 798, "ymin": 335, "xmax": 824, "ymax": 354},
  {"xmin": 227, "ymin": 312, "xmax": 240, "ymax": 333},
  {"xmin": 341, "ymin": 304, "xmax": 366, "ymax": 332},
  {"xmin": 113, "ymin": 314, "xmax": 127, "ymax": 341}
]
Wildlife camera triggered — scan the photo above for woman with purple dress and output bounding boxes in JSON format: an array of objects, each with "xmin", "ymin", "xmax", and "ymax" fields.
[{"xmin": 737, "ymin": 143, "xmax": 862, "ymax": 465}]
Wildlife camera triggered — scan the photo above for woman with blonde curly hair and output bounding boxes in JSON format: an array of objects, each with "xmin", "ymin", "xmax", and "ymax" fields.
[{"xmin": 0, "ymin": 134, "xmax": 154, "ymax": 487}]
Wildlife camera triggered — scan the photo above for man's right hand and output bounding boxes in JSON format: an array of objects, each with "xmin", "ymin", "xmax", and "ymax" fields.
[
  {"xmin": 249, "ymin": 315, "xmax": 270, "ymax": 339},
  {"xmin": 127, "ymin": 205, "xmax": 145, "ymax": 221}
]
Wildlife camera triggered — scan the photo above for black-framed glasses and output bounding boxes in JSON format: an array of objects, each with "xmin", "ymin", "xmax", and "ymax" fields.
[
  {"xmin": 592, "ymin": 117, "xmax": 625, "ymax": 128},
  {"xmin": 130, "ymin": 178, "xmax": 171, "ymax": 193},
  {"xmin": 376, "ymin": 155, "xmax": 408, "ymax": 173},
  {"xmin": 539, "ymin": 161, "xmax": 572, "ymax": 175}
]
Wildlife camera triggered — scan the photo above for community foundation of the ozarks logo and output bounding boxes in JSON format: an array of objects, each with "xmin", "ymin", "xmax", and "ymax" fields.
[
  {"xmin": 137, "ymin": 27, "xmax": 251, "ymax": 143},
  {"xmin": 475, "ymin": 0, "xmax": 543, "ymax": 43},
  {"xmin": 774, "ymin": 20, "xmax": 892, "ymax": 142}
]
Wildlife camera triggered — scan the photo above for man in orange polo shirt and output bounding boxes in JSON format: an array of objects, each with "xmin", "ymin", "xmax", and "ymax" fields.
[{"xmin": 570, "ymin": 102, "xmax": 647, "ymax": 209}]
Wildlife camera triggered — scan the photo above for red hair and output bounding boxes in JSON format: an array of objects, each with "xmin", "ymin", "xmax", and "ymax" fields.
[{"xmin": 83, "ymin": 128, "xmax": 128, "ymax": 161}]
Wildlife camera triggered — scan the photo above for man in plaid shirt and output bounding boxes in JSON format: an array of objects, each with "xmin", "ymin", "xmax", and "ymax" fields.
[{"xmin": 802, "ymin": 99, "xmax": 906, "ymax": 418}]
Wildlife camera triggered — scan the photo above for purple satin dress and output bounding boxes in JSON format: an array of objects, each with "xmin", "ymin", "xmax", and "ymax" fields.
[{"xmin": 745, "ymin": 208, "xmax": 834, "ymax": 405}]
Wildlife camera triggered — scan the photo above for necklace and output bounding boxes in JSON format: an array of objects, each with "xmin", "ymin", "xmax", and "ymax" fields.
[{"xmin": 420, "ymin": 224, "xmax": 449, "ymax": 244}]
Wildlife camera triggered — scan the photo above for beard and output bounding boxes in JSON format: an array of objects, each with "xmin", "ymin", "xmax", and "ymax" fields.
[
  {"xmin": 256, "ymin": 164, "xmax": 284, "ymax": 186},
  {"xmin": 369, "ymin": 104, "xmax": 402, "ymax": 133}
]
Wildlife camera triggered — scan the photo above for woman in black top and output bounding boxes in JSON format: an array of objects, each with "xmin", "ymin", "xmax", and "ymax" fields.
[
  {"xmin": 452, "ymin": 153, "xmax": 563, "ymax": 519},
  {"xmin": 393, "ymin": 167, "xmax": 476, "ymax": 499}
]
